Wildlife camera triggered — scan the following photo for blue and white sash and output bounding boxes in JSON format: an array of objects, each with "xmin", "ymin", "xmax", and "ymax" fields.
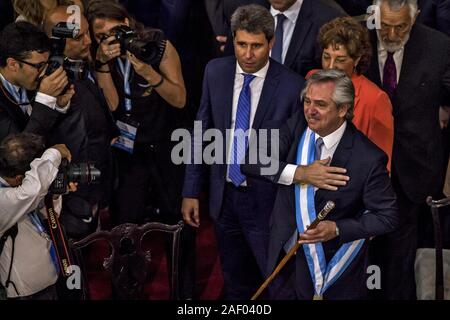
[
  {"xmin": 295, "ymin": 128, "xmax": 365, "ymax": 299},
  {"xmin": 116, "ymin": 58, "xmax": 132, "ymax": 112}
]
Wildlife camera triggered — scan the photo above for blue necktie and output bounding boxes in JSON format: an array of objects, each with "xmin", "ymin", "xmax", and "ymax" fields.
[
  {"xmin": 229, "ymin": 74, "xmax": 256, "ymax": 187},
  {"xmin": 272, "ymin": 14, "xmax": 286, "ymax": 63},
  {"xmin": 315, "ymin": 137, "xmax": 324, "ymax": 161}
]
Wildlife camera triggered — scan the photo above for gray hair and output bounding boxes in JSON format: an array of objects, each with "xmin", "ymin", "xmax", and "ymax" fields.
[
  {"xmin": 230, "ymin": 4, "xmax": 275, "ymax": 41},
  {"xmin": 301, "ymin": 69, "xmax": 355, "ymax": 121},
  {"xmin": 374, "ymin": 0, "xmax": 418, "ymax": 20}
]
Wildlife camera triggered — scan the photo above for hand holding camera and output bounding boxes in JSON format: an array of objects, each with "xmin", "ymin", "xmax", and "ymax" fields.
[
  {"xmin": 38, "ymin": 66, "xmax": 70, "ymax": 97},
  {"xmin": 127, "ymin": 51, "xmax": 161, "ymax": 84},
  {"xmin": 96, "ymin": 35, "xmax": 121, "ymax": 64}
]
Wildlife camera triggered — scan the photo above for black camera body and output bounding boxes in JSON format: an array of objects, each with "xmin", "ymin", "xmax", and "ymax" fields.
[
  {"xmin": 46, "ymin": 22, "xmax": 88, "ymax": 81},
  {"xmin": 109, "ymin": 25, "xmax": 160, "ymax": 65},
  {"xmin": 49, "ymin": 159, "xmax": 101, "ymax": 194}
]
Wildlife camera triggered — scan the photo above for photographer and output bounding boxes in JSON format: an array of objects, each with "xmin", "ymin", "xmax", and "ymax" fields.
[
  {"xmin": 43, "ymin": 7, "xmax": 119, "ymax": 240},
  {"xmin": 86, "ymin": 1, "xmax": 194, "ymax": 299},
  {"xmin": 0, "ymin": 21, "xmax": 75, "ymax": 143},
  {"xmin": 0, "ymin": 133, "xmax": 73, "ymax": 300}
]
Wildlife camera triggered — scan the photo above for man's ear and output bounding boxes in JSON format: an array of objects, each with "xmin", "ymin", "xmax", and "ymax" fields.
[
  {"xmin": 6, "ymin": 57, "xmax": 19, "ymax": 72},
  {"xmin": 338, "ymin": 104, "xmax": 349, "ymax": 119},
  {"xmin": 268, "ymin": 36, "xmax": 275, "ymax": 50},
  {"xmin": 124, "ymin": 18, "xmax": 130, "ymax": 26}
]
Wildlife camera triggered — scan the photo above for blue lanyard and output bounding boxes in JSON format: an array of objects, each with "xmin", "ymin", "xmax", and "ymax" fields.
[
  {"xmin": 0, "ymin": 74, "xmax": 30, "ymax": 114},
  {"xmin": 0, "ymin": 75, "xmax": 28, "ymax": 104},
  {"xmin": 116, "ymin": 58, "xmax": 132, "ymax": 112}
]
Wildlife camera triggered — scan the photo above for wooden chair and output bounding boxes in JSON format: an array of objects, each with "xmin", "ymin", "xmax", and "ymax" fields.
[
  {"xmin": 71, "ymin": 220, "xmax": 184, "ymax": 300},
  {"xmin": 425, "ymin": 196, "xmax": 450, "ymax": 300}
]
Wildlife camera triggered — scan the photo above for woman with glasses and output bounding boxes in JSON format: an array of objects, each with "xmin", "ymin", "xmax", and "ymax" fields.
[{"xmin": 308, "ymin": 16, "xmax": 394, "ymax": 171}]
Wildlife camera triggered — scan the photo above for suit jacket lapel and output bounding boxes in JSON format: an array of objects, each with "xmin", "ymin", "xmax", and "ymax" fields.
[
  {"xmin": 251, "ymin": 60, "xmax": 280, "ymax": 130},
  {"xmin": 395, "ymin": 25, "xmax": 423, "ymax": 98},
  {"xmin": 221, "ymin": 58, "xmax": 237, "ymax": 131},
  {"xmin": 284, "ymin": 0, "xmax": 313, "ymax": 68}
]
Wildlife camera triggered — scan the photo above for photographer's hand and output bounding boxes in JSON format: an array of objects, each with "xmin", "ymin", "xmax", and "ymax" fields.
[
  {"xmin": 96, "ymin": 35, "xmax": 121, "ymax": 63},
  {"xmin": 50, "ymin": 144, "xmax": 72, "ymax": 162},
  {"xmin": 38, "ymin": 66, "xmax": 69, "ymax": 97},
  {"xmin": 56, "ymin": 84, "xmax": 75, "ymax": 109},
  {"xmin": 127, "ymin": 52, "xmax": 159, "ymax": 83}
]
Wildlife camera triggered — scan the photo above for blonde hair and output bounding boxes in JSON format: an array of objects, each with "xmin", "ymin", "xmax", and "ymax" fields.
[{"xmin": 13, "ymin": 0, "xmax": 75, "ymax": 26}]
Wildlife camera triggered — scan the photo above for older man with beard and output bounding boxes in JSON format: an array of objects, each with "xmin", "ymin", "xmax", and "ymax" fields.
[{"xmin": 365, "ymin": 0, "xmax": 450, "ymax": 300}]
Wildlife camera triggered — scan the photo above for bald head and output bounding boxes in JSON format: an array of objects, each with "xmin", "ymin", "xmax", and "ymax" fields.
[{"xmin": 44, "ymin": 6, "xmax": 92, "ymax": 61}]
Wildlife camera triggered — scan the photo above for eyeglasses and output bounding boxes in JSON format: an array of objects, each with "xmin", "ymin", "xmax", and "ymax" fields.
[{"xmin": 14, "ymin": 58, "xmax": 48, "ymax": 72}]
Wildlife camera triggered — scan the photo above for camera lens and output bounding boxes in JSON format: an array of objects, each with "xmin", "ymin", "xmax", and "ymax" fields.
[{"xmin": 67, "ymin": 163, "xmax": 101, "ymax": 184}]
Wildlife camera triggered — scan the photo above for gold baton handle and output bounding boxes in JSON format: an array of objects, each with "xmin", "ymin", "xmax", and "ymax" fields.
[{"xmin": 251, "ymin": 201, "xmax": 335, "ymax": 300}]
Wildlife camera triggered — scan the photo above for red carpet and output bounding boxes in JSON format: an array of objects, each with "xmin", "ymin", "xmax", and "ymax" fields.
[{"xmin": 84, "ymin": 211, "xmax": 224, "ymax": 300}]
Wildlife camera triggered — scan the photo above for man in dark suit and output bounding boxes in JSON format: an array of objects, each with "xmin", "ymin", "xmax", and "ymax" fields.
[
  {"xmin": 417, "ymin": 0, "xmax": 450, "ymax": 36},
  {"xmin": 267, "ymin": 0, "xmax": 345, "ymax": 77},
  {"xmin": 242, "ymin": 69, "xmax": 398, "ymax": 299},
  {"xmin": 365, "ymin": 0, "xmax": 450, "ymax": 299},
  {"xmin": 181, "ymin": 4, "xmax": 304, "ymax": 299},
  {"xmin": 0, "ymin": 22, "xmax": 73, "ymax": 143}
]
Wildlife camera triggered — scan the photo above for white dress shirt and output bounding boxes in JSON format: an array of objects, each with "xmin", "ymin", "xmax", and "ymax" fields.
[
  {"xmin": 226, "ymin": 61, "xmax": 270, "ymax": 185},
  {"xmin": 270, "ymin": 0, "xmax": 303, "ymax": 64},
  {"xmin": 377, "ymin": 40, "xmax": 404, "ymax": 83},
  {"xmin": 0, "ymin": 148, "xmax": 61, "ymax": 298},
  {"xmin": 278, "ymin": 121, "xmax": 347, "ymax": 185}
]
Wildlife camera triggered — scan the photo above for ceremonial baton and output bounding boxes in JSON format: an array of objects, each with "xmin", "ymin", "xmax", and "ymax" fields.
[{"xmin": 251, "ymin": 200, "xmax": 335, "ymax": 300}]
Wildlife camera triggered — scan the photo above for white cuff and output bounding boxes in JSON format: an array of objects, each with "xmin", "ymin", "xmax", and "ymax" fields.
[
  {"xmin": 278, "ymin": 164, "xmax": 297, "ymax": 185},
  {"xmin": 35, "ymin": 92, "xmax": 57, "ymax": 110},
  {"xmin": 55, "ymin": 101, "xmax": 70, "ymax": 114}
]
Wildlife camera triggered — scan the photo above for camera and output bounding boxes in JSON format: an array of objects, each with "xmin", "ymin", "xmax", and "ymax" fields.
[
  {"xmin": 49, "ymin": 159, "xmax": 101, "ymax": 194},
  {"xmin": 108, "ymin": 25, "xmax": 160, "ymax": 65},
  {"xmin": 46, "ymin": 22, "xmax": 88, "ymax": 81}
]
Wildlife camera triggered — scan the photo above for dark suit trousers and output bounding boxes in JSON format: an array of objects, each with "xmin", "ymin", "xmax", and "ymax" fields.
[
  {"xmin": 370, "ymin": 168, "xmax": 422, "ymax": 300},
  {"xmin": 215, "ymin": 183, "xmax": 269, "ymax": 300}
]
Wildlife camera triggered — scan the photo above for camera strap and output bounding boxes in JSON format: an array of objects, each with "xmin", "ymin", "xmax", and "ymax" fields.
[
  {"xmin": 44, "ymin": 194, "xmax": 75, "ymax": 279},
  {"xmin": 0, "ymin": 73, "xmax": 31, "ymax": 115},
  {"xmin": 116, "ymin": 58, "xmax": 132, "ymax": 112}
]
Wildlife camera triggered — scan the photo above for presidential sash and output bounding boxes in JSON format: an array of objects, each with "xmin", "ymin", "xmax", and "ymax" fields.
[{"xmin": 295, "ymin": 128, "xmax": 365, "ymax": 299}]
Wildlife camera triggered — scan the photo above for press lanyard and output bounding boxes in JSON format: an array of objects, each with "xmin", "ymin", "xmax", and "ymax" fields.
[
  {"xmin": 0, "ymin": 74, "xmax": 30, "ymax": 114},
  {"xmin": 116, "ymin": 58, "xmax": 132, "ymax": 112}
]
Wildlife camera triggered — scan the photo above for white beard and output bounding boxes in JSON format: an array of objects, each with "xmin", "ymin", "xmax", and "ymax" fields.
[{"xmin": 377, "ymin": 30, "xmax": 411, "ymax": 52}]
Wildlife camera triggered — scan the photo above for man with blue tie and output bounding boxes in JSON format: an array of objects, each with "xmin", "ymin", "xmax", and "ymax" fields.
[
  {"xmin": 181, "ymin": 4, "xmax": 305, "ymax": 299},
  {"xmin": 269, "ymin": 0, "xmax": 345, "ymax": 76}
]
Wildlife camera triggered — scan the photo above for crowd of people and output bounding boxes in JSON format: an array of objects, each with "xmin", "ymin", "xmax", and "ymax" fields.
[{"xmin": 0, "ymin": 0, "xmax": 449, "ymax": 301}]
